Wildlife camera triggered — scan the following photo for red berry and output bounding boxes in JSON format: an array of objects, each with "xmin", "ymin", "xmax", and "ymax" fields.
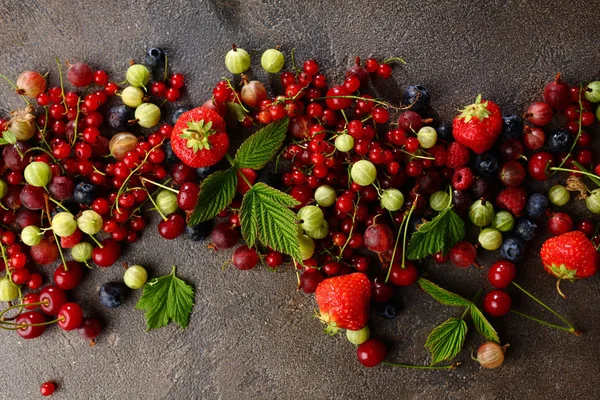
[
  {"xmin": 449, "ymin": 241, "xmax": 477, "ymax": 268},
  {"xmin": 451, "ymin": 167, "xmax": 474, "ymax": 190},
  {"xmin": 389, "ymin": 262, "xmax": 419, "ymax": 286},
  {"xmin": 446, "ymin": 142, "xmax": 471, "ymax": 168},
  {"xmin": 483, "ymin": 290, "xmax": 512, "ymax": 317},
  {"xmin": 357, "ymin": 339, "xmax": 387, "ymax": 367},
  {"xmin": 488, "ymin": 260, "xmax": 516, "ymax": 289},
  {"xmin": 528, "ymin": 152, "xmax": 554, "ymax": 181}
]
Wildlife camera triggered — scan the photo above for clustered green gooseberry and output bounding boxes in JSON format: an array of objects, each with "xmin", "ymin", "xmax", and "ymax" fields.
[
  {"xmin": 24, "ymin": 161, "xmax": 52, "ymax": 187},
  {"xmin": 351, "ymin": 160, "xmax": 377, "ymax": 186},
  {"xmin": 429, "ymin": 191, "xmax": 451, "ymax": 211},
  {"xmin": 380, "ymin": 189, "xmax": 404, "ymax": 212},
  {"xmin": 156, "ymin": 190, "xmax": 178, "ymax": 216},
  {"xmin": 548, "ymin": 185, "xmax": 570, "ymax": 206},
  {"xmin": 0, "ymin": 276, "xmax": 19, "ymax": 302},
  {"xmin": 585, "ymin": 188, "xmax": 600, "ymax": 214},
  {"xmin": 21, "ymin": 225, "xmax": 43, "ymax": 246},
  {"xmin": 478, "ymin": 228, "xmax": 503, "ymax": 251},
  {"xmin": 346, "ymin": 326, "xmax": 370, "ymax": 345},
  {"xmin": 122, "ymin": 86, "xmax": 145, "ymax": 108},
  {"xmin": 225, "ymin": 45, "xmax": 251, "ymax": 74},
  {"xmin": 124, "ymin": 265, "xmax": 148, "ymax": 290},
  {"xmin": 492, "ymin": 211, "xmax": 515, "ymax": 232},
  {"xmin": 314, "ymin": 185, "xmax": 336, "ymax": 207},
  {"xmin": 0, "ymin": 179, "xmax": 8, "ymax": 199},
  {"xmin": 584, "ymin": 81, "xmax": 600, "ymax": 103},
  {"xmin": 335, "ymin": 133, "xmax": 354, "ymax": 153},
  {"xmin": 298, "ymin": 205, "xmax": 324, "ymax": 232},
  {"xmin": 51, "ymin": 212, "xmax": 77, "ymax": 238},
  {"xmin": 72, "ymin": 242, "xmax": 93, "ymax": 263},
  {"xmin": 298, "ymin": 234, "xmax": 315, "ymax": 260},
  {"xmin": 305, "ymin": 221, "xmax": 329, "ymax": 240},
  {"xmin": 417, "ymin": 126, "xmax": 437, "ymax": 149},
  {"xmin": 126, "ymin": 64, "xmax": 151, "ymax": 88},
  {"xmin": 135, "ymin": 103, "xmax": 161, "ymax": 128},
  {"xmin": 77, "ymin": 210, "xmax": 103, "ymax": 235},
  {"xmin": 261, "ymin": 48, "xmax": 285, "ymax": 73},
  {"xmin": 469, "ymin": 199, "xmax": 495, "ymax": 227}
]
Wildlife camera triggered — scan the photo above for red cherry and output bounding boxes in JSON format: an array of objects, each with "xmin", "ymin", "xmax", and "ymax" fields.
[
  {"xmin": 389, "ymin": 262, "xmax": 419, "ymax": 286},
  {"xmin": 16, "ymin": 311, "xmax": 46, "ymax": 339},
  {"xmin": 40, "ymin": 381, "xmax": 57, "ymax": 396},
  {"xmin": 57, "ymin": 302, "xmax": 84, "ymax": 331},
  {"xmin": 528, "ymin": 152, "xmax": 555, "ymax": 181},
  {"xmin": 158, "ymin": 214, "xmax": 186, "ymax": 240},
  {"xmin": 483, "ymin": 290, "xmax": 512, "ymax": 317},
  {"xmin": 53, "ymin": 261, "xmax": 84, "ymax": 290},
  {"xmin": 488, "ymin": 260, "xmax": 516, "ymax": 289},
  {"xmin": 92, "ymin": 239, "xmax": 121, "ymax": 267},
  {"xmin": 357, "ymin": 338, "xmax": 387, "ymax": 367},
  {"xmin": 39, "ymin": 286, "xmax": 68, "ymax": 316}
]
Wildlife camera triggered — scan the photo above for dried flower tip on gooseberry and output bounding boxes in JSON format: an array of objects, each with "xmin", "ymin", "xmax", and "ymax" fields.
[
  {"xmin": 77, "ymin": 210, "xmax": 103, "ymax": 235},
  {"xmin": 51, "ymin": 212, "xmax": 78, "ymax": 238},
  {"xmin": 261, "ymin": 48, "xmax": 285, "ymax": 73},
  {"xmin": 24, "ymin": 162, "xmax": 52, "ymax": 187}
]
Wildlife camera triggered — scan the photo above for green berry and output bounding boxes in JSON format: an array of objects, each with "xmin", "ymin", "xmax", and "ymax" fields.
[
  {"xmin": 24, "ymin": 161, "xmax": 52, "ymax": 187},
  {"xmin": 469, "ymin": 199, "xmax": 494, "ymax": 227},
  {"xmin": 417, "ymin": 126, "xmax": 437, "ymax": 149},
  {"xmin": 585, "ymin": 188, "xmax": 600, "ymax": 214},
  {"xmin": 261, "ymin": 49, "xmax": 285, "ymax": 73},
  {"xmin": 77, "ymin": 210, "xmax": 103, "ymax": 235},
  {"xmin": 156, "ymin": 190, "xmax": 178, "ymax": 215},
  {"xmin": 51, "ymin": 212, "xmax": 77, "ymax": 238},
  {"xmin": 298, "ymin": 205, "xmax": 324, "ymax": 232},
  {"xmin": 429, "ymin": 191, "xmax": 451, "ymax": 211},
  {"xmin": 346, "ymin": 326, "xmax": 370, "ymax": 345},
  {"xmin": 124, "ymin": 265, "xmax": 148, "ymax": 289},
  {"xmin": 548, "ymin": 185, "xmax": 570, "ymax": 206},
  {"xmin": 351, "ymin": 160, "xmax": 377, "ymax": 186},
  {"xmin": 298, "ymin": 235, "xmax": 315, "ymax": 260},
  {"xmin": 335, "ymin": 133, "xmax": 354, "ymax": 152},
  {"xmin": 121, "ymin": 86, "xmax": 145, "ymax": 108},
  {"xmin": 72, "ymin": 242, "xmax": 93, "ymax": 262},
  {"xmin": 314, "ymin": 185, "xmax": 336, "ymax": 207},
  {"xmin": 135, "ymin": 103, "xmax": 161, "ymax": 128},
  {"xmin": 478, "ymin": 228, "xmax": 503, "ymax": 251},
  {"xmin": 380, "ymin": 189, "xmax": 404, "ymax": 211},
  {"xmin": 21, "ymin": 225, "xmax": 43, "ymax": 246},
  {"xmin": 126, "ymin": 64, "xmax": 151, "ymax": 88},
  {"xmin": 0, "ymin": 276, "xmax": 19, "ymax": 302},
  {"xmin": 492, "ymin": 211, "xmax": 515, "ymax": 232},
  {"xmin": 305, "ymin": 221, "xmax": 329, "ymax": 240},
  {"xmin": 225, "ymin": 46, "xmax": 251, "ymax": 74}
]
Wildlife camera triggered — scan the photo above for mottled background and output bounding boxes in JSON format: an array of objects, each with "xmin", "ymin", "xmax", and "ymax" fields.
[{"xmin": 0, "ymin": 0, "xmax": 599, "ymax": 399}]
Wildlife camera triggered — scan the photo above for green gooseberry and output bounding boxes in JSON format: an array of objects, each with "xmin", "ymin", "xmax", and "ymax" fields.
[
  {"xmin": 478, "ymin": 228, "xmax": 503, "ymax": 251},
  {"xmin": 584, "ymin": 81, "xmax": 600, "ymax": 103},
  {"xmin": 548, "ymin": 185, "xmax": 570, "ymax": 206},
  {"xmin": 24, "ymin": 161, "xmax": 52, "ymax": 187},
  {"xmin": 77, "ymin": 210, "xmax": 103, "ymax": 235},
  {"xmin": 135, "ymin": 103, "xmax": 161, "ymax": 128},
  {"xmin": 126, "ymin": 64, "xmax": 151, "ymax": 88},
  {"xmin": 314, "ymin": 185, "xmax": 336, "ymax": 207},
  {"xmin": 429, "ymin": 191, "xmax": 451, "ymax": 211},
  {"xmin": 417, "ymin": 126, "xmax": 437, "ymax": 149},
  {"xmin": 585, "ymin": 188, "xmax": 600, "ymax": 214},
  {"xmin": 72, "ymin": 242, "xmax": 93, "ymax": 262},
  {"xmin": 492, "ymin": 211, "xmax": 515, "ymax": 232},
  {"xmin": 351, "ymin": 160, "xmax": 377, "ymax": 186},
  {"xmin": 306, "ymin": 221, "xmax": 329, "ymax": 240},
  {"xmin": 124, "ymin": 265, "xmax": 148, "ymax": 290},
  {"xmin": 469, "ymin": 199, "xmax": 494, "ymax": 227},
  {"xmin": 0, "ymin": 179, "xmax": 6, "ymax": 199},
  {"xmin": 122, "ymin": 86, "xmax": 145, "ymax": 108},
  {"xmin": 335, "ymin": 133, "xmax": 354, "ymax": 152},
  {"xmin": 0, "ymin": 277, "xmax": 19, "ymax": 302},
  {"xmin": 380, "ymin": 189, "xmax": 404, "ymax": 211},
  {"xmin": 298, "ymin": 205, "xmax": 324, "ymax": 232},
  {"xmin": 346, "ymin": 326, "xmax": 370, "ymax": 345},
  {"xmin": 298, "ymin": 235, "xmax": 315, "ymax": 260},
  {"xmin": 156, "ymin": 190, "xmax": 178, "ymax": 215},
  {"xmin": 261, "ymin": 48, "xmax": 285, "ymax": 73},
  {"xmin": 225, "ymin": 45, "xmax": 251, "ymax": 74},
  {"xmin": 21, "ymin": 225, "xmax": 43, "ymax": 246},
  {"xmin": 51, "ymin": 212, "xmax": 77, "ymax": 238}
]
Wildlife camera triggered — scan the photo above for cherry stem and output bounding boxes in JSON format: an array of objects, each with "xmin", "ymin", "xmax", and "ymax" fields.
[
  {"xmin": 337, "ymin": 200, "xmax": 359, "ymax": 261},
  {"xmin": 312, "ymin": 95, "xmax": 402, "ymax": 111},
  {"xmin": 386, "ymin": 212, "xmax": 408, "ymax": 283},
  {"xmin": 509, "ymin": 310, "xmax": 579, "ymax": 334},
  {"xmin": 140, "ymin": 177, "xmax": 179, "ymax": 193},
  {"xmin": 511, "ymin": 281, "xmax": 577, "ymax": 332},
  {"xmin": 0, "ymin": 317, "xmax": 62, "ymax": 330},
  {"xmin": 401, "ymin": 198, "xmax": 418, "ymax": 269},
  {"xmin": 219, "ymin": 77, "xmax": 249, "ymax": 113},
  {"xmin": 290, "ymin": 48, "xmax": 302, "ymax": 75},
  {"xmin": 382, "ymin": 361, "xmax": 459, "ymax": 370},
  {"xmin": 52, "ymin": 230, "xmax": 69, "ymax": 272},
  {"xmin": 550, "ymin": 166, "xmax": 600, "ymax": 186},
  {"xmin": 87, "ymin": 233, "xmax": 103, "ymax": 249}
]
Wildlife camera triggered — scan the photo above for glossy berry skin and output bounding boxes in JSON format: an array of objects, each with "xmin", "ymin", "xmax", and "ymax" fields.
[
  {"xmin": 74, "ymin": 182, "xmax": 98, "ymax": 205},
  {"xmin": 53, "ymin": 261, "xmax": 84, "ymax": 290},
  {"xmin": 526, "ymin": 193, "xmax": 549, "ymax": 219},
  {"xmin": 515, "ymin": 218, "xmax": 537, "ymax": 241},
  {"xmin": 78, "ymin": 318, "xmax": 102, "ymax": 340},
  {"xmin": 389, "ymin": 262, "xmax": 419, "ymax": 286},
  {"xmin": 92, "ymin": 239, "xmax": 121, "ymax": 267},
  {"xmin": 402, "ymin": 85, "xmax": 430, "ymax": 113},
  {"xmin": 540, "ymin": 231, "xmax": 598, "ymax": 281},
  {"xmin": 449, "ymin": 241, "xmax": 477, "ymax": 268},
  {"xmin": 357, "ymin": 338, "xmax": 387, "ymax": 367},
  {"xmin": 500, "ymin": 236, "xmax": 525, "ymax": 262},
  {"xmin": 40, "ymin": 381, "xmax": 57, "ymax": 396},
  {"xmin": 57, "ymin": 302, "xmax": 84, "ymax": 330},
  {"xmin": 546, "ymin": 129, "xmax": 573, "ymax": 153},
  {"xmin": 452, "ymin": 96, "xmax": 503, "ymax": 153},
  {"xmin": 500, "ymin": 115, "xmax": 524, "ymax": 139},
  {"xmin": 300, "ymin": 270, "xmax": 325, "ymax": 293},
  {"xmin": 232, "ymin": 245, "xmax": 259, "ymax": 270},
  {"xmin": 488, "ymin": 260, "xmax": 517, "ymax": 289},
  {"xmin": 483, "ymin": 290, "xmax": 512, "ymax": 317},
  {"xmin": 99, "ymin": 282, "xmax": 127, "ymax": 308},
  {"xmin": 210, "ymin": 222, "xmax": 239, "ymax": 250},
  {"xmin": 363, "ymin": 224, "xmax": 394, "ymax": 253},
  {"xmin": 16, "ymin": 311, "xmax": 46, "ymax": 339},
  {"xmin": 371, "ymin": 277, "xmax": 394, "ymax": 303},
  {"xmin": 472, "ymin": 151, "xmax": 499, "ymax": 177},
  {"xmin": 39, "ymin": 286, "xmax": 68, "ymax": 316},
  {"xmin": 158, "ymin": 214, "xmax": 186, "ymax": 240},
  {"xmin": 528, "ymin": 152, "xmax": 554, "ymax": 181},
  {"xmin": 315, "ymin": 273, "xmax": 371, "ymax": 331}
]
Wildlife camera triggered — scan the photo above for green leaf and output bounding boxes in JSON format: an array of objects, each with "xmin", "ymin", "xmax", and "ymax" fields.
[
  {"xmin": 425, "ymin": 317, "xmax": 467, "ymax": 365},
  {"xmin": 469, "ymin": 304, "xmax": 500, "ymax": 343},
  {"xmin": 406, "ymin": 207, "xmax": 464, "ymax": 260},
  {"xmin": 239, "ymin": 182, "xmax": 301, "ymax": 260},
  {"xmin": 418, "ymin": 278, "xmax": 471, "ymax": 307},
  {"xmin": 572, "ymin": 161, "xmax": 600, "ymax": 187},
  {"xmin": 188, "ymin": 168, "xmax": 237, "ymax": 225},
  {"xmin": 235, "ymin": 118, "xmax": 289, "ymax": 170},
  {"xmin": 0, "ymin": 130, "xmax": 17, "ymax": 145},
  {"xmin": 135, "ymin": 266, "xmax": 195, "ymax": 331}
]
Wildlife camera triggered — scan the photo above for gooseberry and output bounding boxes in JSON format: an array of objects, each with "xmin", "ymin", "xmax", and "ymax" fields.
[
  {"xmin": 124, "ymin": 265, "xmax": 148, "ymax": 289},
  {"xmin": 548, "ymin": 185, "xmax": 570, "ymax": 206},
  {"xmin": 24, "ymin": 162, "xmax": 52, "ymax": 187},
  {"xmin": 156, "ymin": 190, "xmax": 179, "ymax": 216},
  {"xmin": 469, "ymin": 199, "xmax": 494, "ymax": 227},
  {"xmin": 126, "ymin": 64, "xmax": 151, "ymax": 88},
  {"xmin": 492, "ymin": 211, "xmax": 515, "ymax": 232},
  {"xmin": 16, "ymin": 70, "xmax": 47, "ymax": 98},
  {"xmin": 335, "ymin": 133, "xmax": 354, "ymax": 152},
  {"xmin": 314, "ymin": 185, "xmax": 336, "ymax": 207},
  {"xmin": 109, "ymin": 132, "xmax": 138, "ymax": 160},
  {"xmin": 121, "ymin": 86, "xmax": 145, "ymax": 108},
  {"xmin": 72, "ymin": 242, "xmax": 93, "ymax": 263},
  {"xmin": 261, "ymin": 49, "xmax": 285, "ymax": 73},
  {"xmin": 51, "ymin": 212, "xmax": 77, "ymax": 238},
  {"xmin": 429, "ymin": 191, "xmax": 451, "ymax": 211},
  {"xmin": 351, "ymin": 160, "xmax": 377, "ymax": 186},
  {"xmin": 417, "ymin": 126, "xmax": 437, "ymax": 149},
  {"xmin": 298, "ymin": 205, "xmax": 324, "ymax": 232},
  {"xmin": 21, "ymin": 225, "xmax": 43, "ymax": 246},
  {"xmin": 134, "ymin": 103, "xmax": 161, "ymax": 128},
  {"xmin": 346, "ymin": 326, "xmax": 370, "ymax": 345},
  {"xmin": 225, "ymin": 45, "xmax": 251, "ymax": 74},
  {"xmin": 77, "ymin": 210, "xmax": 103, "ymax": 235},
  {"xmin": 0, "ymin": 276, "xmax": 19, "ymax": 302},
  {"xmin": 380, "ymin": 189, "xmax": 404, "ymax": 211},
  {"xmin": 479, "ymin": 228, "xmax": 503, "ymax": 251},
  {"xmin": 305, "ymin": 221, "xmax": 329, "ymax": 240},
  {"xmin": 298, "ymin": 234, "xmax": 315, "ymax": 260}
]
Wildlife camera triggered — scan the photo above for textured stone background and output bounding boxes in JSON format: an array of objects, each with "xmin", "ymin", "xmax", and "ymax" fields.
[{"xmin": 0, "ymin": 0, "xmax": 599, "ymax": 399}]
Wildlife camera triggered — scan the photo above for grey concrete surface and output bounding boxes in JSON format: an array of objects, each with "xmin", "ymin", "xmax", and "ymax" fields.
[{"xmin": 0, "ymin": 0, "xmax": 599, "ymax": 399}]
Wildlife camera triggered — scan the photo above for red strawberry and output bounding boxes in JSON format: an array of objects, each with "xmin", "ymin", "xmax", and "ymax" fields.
[
  {"xmin": 315, "ymin": 272, "xmax": 371, "ymax": 333},
  {"xmin": 496, "ymin": 187, "xmax": 527, "ymax": 216},
  {"xmin": 171, "ymin": 107, "xmax": 229, "ymax": 168},
  {"xmin": 452, "ymin": 95, "xmax": 503, "ymax": 153},
  {"xmin": 540, "ymin": 230, "xmax": 598, "ymax": 297},
  {"xmin": 446, "ymin": 142, "xmax": 470, "ymax": 169}
]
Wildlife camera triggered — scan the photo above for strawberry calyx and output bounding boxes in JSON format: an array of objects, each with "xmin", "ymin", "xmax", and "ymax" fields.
[
  {"xmin": 457, "ymin": 94, "xmax": 491, "ymax": 123},
  {"xmin": 315, "ymin": 311, "xmax": 341, "ymax": 335},
  {"xmin": 546, "ymin": 263, "xmax": 579, "ymax": 298},
  {"xmin": 180, "ymin": 120, "xmax": 215, "ymax": 153}
]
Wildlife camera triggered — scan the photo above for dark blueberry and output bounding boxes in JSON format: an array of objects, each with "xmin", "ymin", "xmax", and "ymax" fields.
[
  {"xmin": 515, "ymin": 218, "xmax": 537, "ymax": 241},
  {"xmin": 546, "ymin": 129, "xmax": 573, "ymax": 153},
  {"xmin": 378, "ymin": 303, "xmax": 398, "ymax": 320},
  {"xmin": 500, "ymin": 236, "xmax": 525, "ymax": 262},
  {"xmin": 171, "ymin": 106, "xmax": 191, "ymax": 125},
  {"xmin": 107, "ymin": 105, "xmax": 133, "ymax": 131},
  {"xmin": 526, "ymin": 193, "xmax": 549, "ymax": 219},
  {"xmin": 164, "ymin": 140, "xmax": 180, "ymax": 165},
  {"xmin": 436, "ymin": 122, "xmax": 453, "ymax": 142},
  {"xmin": 472, "ymin": 151, "xmax": 499, "ymax": 177},
  {"xmin": 73, "ymin": 182, "xmax": 98, "ymax": 205},
  {"xmin": 99, "ymin": 282, "xmax": 127, "ymax": 309},
  {"xmin": 500, "ymin": 115, "xmax": 524, "ymax": 139},
  {"xmin": 145, "ymin": 47, "xmax": 166, "ymax": 70},
  {"xmin": 402, "ymin": 85, "xmax": 430, "ymax": 113},
  {"xmin": 196, "ymin": 165, "xmax": 220, "ymax": 180},
  {"xmin": 185, "ymin": 220, "xmax": 214, "ymax": 241},
  {"xmin": 257, "ymin": 170, "xmax": 282, "ymax": 188}
]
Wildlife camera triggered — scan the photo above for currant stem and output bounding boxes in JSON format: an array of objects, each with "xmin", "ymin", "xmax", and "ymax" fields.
[
  {"xmin": 55, "ymin": 57, "xmax": 68, "ymax": 110},
  {"xmin": 401, "ymin": 199, "xmax": 418, "ymax": 269},
  {"xmin": 382, "ymin": 361, "xmax": 459, "ymax": 370},
  {"xmin": 553, "ymin": 84, "xmax": 584, "ymax": 172},
  {"xmin": 509, "ymin": 310, "xmax": 578, "ymax": 334},
  {"xmin": 511, "ymin": 281, "xmax": 577, "ymax": 331},
  {"xmin": 140, "ymin": 177, "xmax": 179, "ymax": 193},
  {"xmin": 337, "ymin": 200, "xmax": 359, "ymax": 261},
  {"xmin": 385, "ymin": 213, "xmax": 408, "ymax": 283},
  {"xmin": 146, "ymin": 189, "xmax": 168, "ymax": 222},
  {"xmin": 312, "ymin": 95, "xmax": 400, "ymax": 111}
]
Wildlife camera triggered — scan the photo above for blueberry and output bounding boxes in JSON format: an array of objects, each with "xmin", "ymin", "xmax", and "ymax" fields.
[
  {"xmin": 402, "ymin": 85, "xmax": 430, "ymax": 113},
  {"xmin": 171, "ymin": 106, "xmax": 191, "ymax": 125},
  {"xmin": 547, "ymin": 129, "xmax": 573, "ymax": 153},
  {"xmin": 526, "ymin": 193, "xmax": 549, "ymax": 219},
  {"xmin": 196, "ymin": 165, "xmax": 220, "ymax": 180},
  {"xmin": 164, "ymin": 140, "xmax": 180, "ymax": 165},
  {"xmin": 107, "ymin": 105, "xmax": 133, "ymax": 131},
  {"xmin": 73, "ymin": 182, "xmax": 98, "ymax": 205},
  {"xmin": 472, "ymin": 151, "xmax": 499, "ymax": 177},
  {"xmin": 257, "ymin": 171, "xmax": 282, "ymax": 188},
  {"xmin": 515, "ymin": 218, "xmax": 537, "ymax": 241},
  {"xmin": 500, "ymin": 236, "xmax": 525, "ymax": 262},
  {"xmin": 500, "ymin": 115, "xmax": 524, "ymax": 140},
  {"xmin": 99, "ymin": 282, "xmax": 127, "ymax": 309},
  {"xmin": 378, "ymin": 303, "xmax": 398, "ymax": 320},
  {"xmin": 145, "ymin": 47, "xmax": 166, "ymax": 70},
  {"xmin": 436, "ymin": 122, "xmax": 453, "ymax": 142},
  {"xmin": 185, "ymin": 220, "xmax": 214, "ymax": 241}
]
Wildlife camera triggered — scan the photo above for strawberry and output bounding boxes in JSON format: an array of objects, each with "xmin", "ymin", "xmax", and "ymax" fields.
[
  {"xmin": 496, "ymin": 186, "xmax": 527, "ymax": 217},
  {"xmin": 315, "ymin": 272, "xmax": 371, "ymax": 334},
  {"xmin": 540, "ymin": 230, "xmax": 598, "ymax": 297},
  {"xmin": 171, "ymin": 107, "xmax": 229, "ymax": 168},
  {"xmin": 452, "ymin": 95, "xmax": 503, "ymax": 153}
]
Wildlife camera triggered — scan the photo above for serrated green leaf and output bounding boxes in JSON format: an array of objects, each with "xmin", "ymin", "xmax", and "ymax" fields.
[
  {"xmin": 235, "ymin": 118, "xmax": 289, "ymax": 170},
  {"xmin": 572, "ymin": 161, "xmax": 600, "ymax": 187},
  {"xmin": 2, "ymin": 130, "xmax": 16, "ymax": 145},
  {"xmin": 239, "ymin": 182, "xmax": 301, "ymax": 260},
  {"xmin": 425, "ymin": 317, "xmax": 467, "ymax": 365},
  {"xmin": 189, "ymin": 168, "xmax": 237, "ymax": 225},
  {"xmin": 135, "ymin": 266, "xmax": 195, "ymax": 331},
  {"xmin": 406, "ymin": 208, "xmax": 464, "ymax": 260},
  {"xmin": 418, "ymin": 278, "xmax": 471, "ymax": 307},
  {"xmin": 469, "ymin": 304, "xmax": 500, "ymax": 343}
]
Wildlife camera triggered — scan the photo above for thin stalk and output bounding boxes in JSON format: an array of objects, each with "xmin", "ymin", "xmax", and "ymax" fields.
[
  {"xmin": 509, "ymin": 310, "xmax": 577, "ymax": 334},
  {"xmin": 141, "ymin": 177, "xmax": 179, "ymax": 193},
  {"xmin": 312, "ymin": 95, "xmax": 400, "ymax": 111},
  {"xmin": 382, "ymin": 361, "xmax": 458, "ymax": 370},
  {"xmin": 550, "ymin": 167, "xmax": 599, "ymax": 181},
  {"xmin": 385, "ymin": 213, "xmax": 408, "ymax": 283},
  {"xmin": 401, "ymin": 200, "xmax": 418, "ymax": 269},
  {"xmin": 554, "ymin": 84, "xmax": 584, "ymax": 171}
]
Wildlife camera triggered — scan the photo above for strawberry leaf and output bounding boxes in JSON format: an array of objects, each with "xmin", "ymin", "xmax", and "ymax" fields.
[
  {"xmin": 469, "ymin": 304, "xmax": 500, "ymax": 343},
  {"xmin": 425, "ymin": 317, "xmax": 467, "ymax": 365},
  {"xmin": 189, "ymin": 168, "xmax": 237, "ymax": 225},
  {"xmin": 235, "ymin": 118, "xmax": 289, "ymax": 170},
  {"xmin": 418, "ymin": 278, "xmax": 471, "ymax": 307},
  {"xmin": 0, "ymin": 130, "xmax": 17, "ymax": 145},
  {"xmin": 239, "ymin": 182, "xmax": 301, "ymax": 260},
  {"xmin": 406, "ymin": 207, "xmax": 464, "ymax": 260}
]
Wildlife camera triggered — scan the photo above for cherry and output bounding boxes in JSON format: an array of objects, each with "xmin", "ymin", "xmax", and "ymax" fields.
[
  {"xmin": 53, "ymin": 261, "xmax": 84, "ymax": 290},
  {"xmin": 92, "ymin": 239, "xmax": 122, "ymax": 267},
  {"xmin": 232, "ymin": 245, "xmax": 259, "ymax": 271},
  {"xmin": 16, "ymin": 311, "xmax": 47, "ymax": 339},
  {"xmin": 449, "ymin": 241, "xmax": 477, "ymax": 268},
  {"xmin": 528, "ymin": 152, "xmax": 555, "ymax": 181},
  {"xmin": 357, "ymin": 338, "xmax": 387, "ymax": 367},
  {"xmin": 78, "ymin": 318, "xmax": 102, "ymax": 341},
  {"xmin": 40, "ymin": 381, "xmax": 57, "ymax": 397},
  {"xmin": 389, "ymin": 262, "xmax": 419, "ymax": 286},
  {"xmin": 300, "ymin": 269, "xmax": 324, "ymax": 293},
  {"xmin": 158, "ymin": 214, "xmax": 186, "ymax": 240},
  {"xmin": 483, "ymin": 290, "xmax": 512, "ymax": 317},
  {"xmin": 265, "ymin": 252, "xmax": 283, "ymax": 269},
  {"xmin": 23, "ymin": 293, "xmax": 41, "ymax": 310},
  {"xmin": 488, "ymin": 260, "xmax": 516, "ymax": 289},
  {"xmin": 372, "ymin": 277, "xmax": 394, "ymax": 303},
  {"xmin": 39, "ymin": 286, "xmax": 68, "ymax": 316},
  {"xmin": 57, "ymin": 302, "xmax": 84, "ymax": 331}
]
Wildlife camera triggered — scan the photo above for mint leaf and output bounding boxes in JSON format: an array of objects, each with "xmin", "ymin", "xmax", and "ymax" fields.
[
  {"xmin": 406, "ymin": 207, "xmax": 464, "ymax": 260},
  {"xmin": 418, "ymin": 278, "xmax": 471, "ymax": 307},
  {"xmin": 469, "ymin": 304, "xmax": 500, "ymax": 343},
  {"xmin": 239, "ymin": 182, "xmax": 301, "ymax": 260},
  {"xmin": 235, "ymin": 118, "xmax": 289, "ymax": 170},
  {"xmin": 425, "ymin": 317, "xmax": 467, "ymax": 365},
  {"xmin": 189, "ymin": 168, "xmax": 237, "ymax": 225},
  {"xmin": 135, "ymin": 266, "xmax": 195, "ymax": 331}
]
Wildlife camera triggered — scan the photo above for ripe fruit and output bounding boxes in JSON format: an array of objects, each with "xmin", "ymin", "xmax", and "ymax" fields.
[
  {"xmin": 488, "ymin": 260, "xmax": 516, "ymax": 289},
  {"xmin": 16, "ymin": 71, "xmax": 47, "ymax": 97},
  {"xmin": 315, "ymin": 273, "xmax": 371, "ymax": 332},
  {"xmin": 357, "ymin": 338, "xmax": 387, "ymax": 367},
  {"xmin": 525, "ymin": 102, "xmax": 553, "ymax": 126},
  {"xmin": 476, "ymin": 342, "xmax": 506, "ymax": 369},
  {"xmin": 483, "ymin": 290, "xmax": 512, "ymax": 317},
  {"xmin": 449, "ymin": 241, "xmax": 477, "ymax": 268},
  {"xmin": 210, "ymin": 222, "xmax": 239, "ymax": 250},
  {"xmin": 351, "ymin": 160, "xmax": 377, "ymax": 186},
  {"xmin": 40, "ymin": 381, "xmax": 57, "ymax": 396},
  {"xmin": 99, "ymin": 282, "xmax": 126, "ymax": 308},
  {"xmin": 225, "ymin": 44, "xmax": 251, "ymax": 74},
  {"xmin": 232, "ymin": 245, "xmax": 259, "ymax": 270},
  {"xmin": 261, "ymin": 49, "xmax": 285, "ymax": 73},
  {"xmin": 389, "ymin": 262, "xmax": 418, "ymax": 286},
  {"xmin": 363, "ymin": 224, "xmax": 394, "ymax": 253},
  {"xmin": 452, "ymin": 95, "xmax": 503, "ymax": 153},
  {"xmin": 67, "ymin": 62, "xmax": 94, "ymax": 87},
  {"xmin": 496, "ymin": 187, "xmax": 527, "ymax": 217},
  {"xmin": 123, "ymin": 265, "xmax": 148, "ymax": 289},
  {"xmin": 16, "ymin": 311, "xmax": 46, "ymax": 339},
  {"xmin": 543, "ymin": 73, "xmax": 571, "ymax": 110}
]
